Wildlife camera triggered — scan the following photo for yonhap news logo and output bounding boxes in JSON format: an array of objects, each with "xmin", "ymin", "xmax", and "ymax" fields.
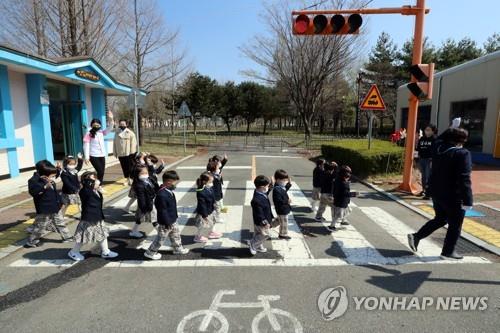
[{"xmin": 318, "ymin": 286, "xmax": 489, "ymax": 321}]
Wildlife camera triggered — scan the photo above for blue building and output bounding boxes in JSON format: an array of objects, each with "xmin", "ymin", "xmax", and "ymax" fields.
[{"xmin": 0, "ymin": 45, "xmax": 145, "ymax": 178}]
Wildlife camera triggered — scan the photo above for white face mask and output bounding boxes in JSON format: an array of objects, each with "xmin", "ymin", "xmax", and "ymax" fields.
[
  {"xmin": 67, "ymin": 164, "xmax": 76, "ymax": 170},
  {"xmin": 139, "ymin": 175, "xmax": 149, "ymax": 181},
  {"xmin": 278, "ymin": 180, "xmax": 288, "ymax": 186},
  {"xmin": 94, "ymin": 179, "xmax": 101, "ymax": 189}
]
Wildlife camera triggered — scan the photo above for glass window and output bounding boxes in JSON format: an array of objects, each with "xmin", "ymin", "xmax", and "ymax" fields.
[{"xmin": 450, "ymin": 99, "xmax": 487, "ymax": 152}]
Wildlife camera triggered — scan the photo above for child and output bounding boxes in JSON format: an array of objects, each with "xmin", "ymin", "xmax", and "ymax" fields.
[
  {"xmin": 68, "ymin": 171, "xmax": 118, "ymax": 261},
  {"xmin": 60, "ymin": 153, "xmax": 84, "ymax": 217},
  {"xmin": 311, "ymin": 158, "xmax": 325, "ymax": 213},
  {"xmin": 329, "ymin": 166, "xmax": 355, "ymax": 232},
  {"xmin": 26, "ymin": 160, "xmax": 73, "ymax": 247},
  {"xmin": 194, "ymin": 172, "xmax": 222, "ymax": 243},
  {"xmin": 129, "ymin": 165, "xmax": 159, "ymax": 238},
  {"xmin": 144, "ymin": 170, "xmax": 189, "ymax": 259},
  {"xmin": 315, "ymin": 161, "xmax": 338, "ymax": 222},
  {"xmin": 272, "ymin": 169, "xmax": 292, "ymax": 240},
  {"xmin": 247, "ymin": 175, "xmax": 280, "ymax": 255},
  {"xmin": 206, "ymin": 160, "xmax": 224, "ymax": 223}
]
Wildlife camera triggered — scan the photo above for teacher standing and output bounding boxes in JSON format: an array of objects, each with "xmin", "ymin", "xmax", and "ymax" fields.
[
  {"xmin": 113, "ymin": 119, "xmax": 137, "ymax": 184},
  {"xmin": 83, "ymin": 118, "xmax": 109, "ymax": 183}
]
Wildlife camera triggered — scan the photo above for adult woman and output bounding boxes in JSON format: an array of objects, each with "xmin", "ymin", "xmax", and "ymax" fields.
[
  {"xmin": 416, "ymin": 124, "xmax": 438, "ymax": 199},
  {"xmin": 408, "ymin": 128, "xmax": 473, "ymax": 260},
  {"xmin": 83, "ymin": 119, "xmax": 108, "ymax": 183}
]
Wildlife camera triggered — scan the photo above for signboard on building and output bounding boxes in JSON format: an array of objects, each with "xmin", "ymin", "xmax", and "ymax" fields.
[{"xmin": 75, "ymin": 69, "xmax": 100, "ymax": 82}]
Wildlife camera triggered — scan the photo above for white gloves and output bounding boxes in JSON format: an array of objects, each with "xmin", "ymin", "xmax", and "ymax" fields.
[{"xmin": 451, "ymin": 117, "xmax": 461, "ymax": 128}]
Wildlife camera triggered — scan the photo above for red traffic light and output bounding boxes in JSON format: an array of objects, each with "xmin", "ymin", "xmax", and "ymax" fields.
[{"xmin": 293, "ymin": 14, "xmax": 362, "ymax": 35}]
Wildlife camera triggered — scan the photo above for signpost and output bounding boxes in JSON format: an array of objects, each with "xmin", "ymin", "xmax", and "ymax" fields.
[
  {"xmin": 359, "ymin": 84, "xmax": 386, "ymax": 149},
  {"xmin": 178, "ymin": 101, "xmax": 192, "ymax": 153}
]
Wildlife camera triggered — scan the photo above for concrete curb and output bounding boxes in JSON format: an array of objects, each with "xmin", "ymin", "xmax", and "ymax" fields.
[
  {"xmin": 356, "ymin": 177, "xmax": 500, "ymax": 256},
  {"xmin": 0, "ymin": 154, "xmax": 195, "ymax": 261}
]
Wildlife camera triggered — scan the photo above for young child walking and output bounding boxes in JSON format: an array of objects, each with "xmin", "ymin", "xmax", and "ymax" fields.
[
  {"xmin": 248, "ymin": 175, "xmax": 280, "ymax": 255},
  {"xmin": 311, "ymin": 158, "xmax": 325, "ymax": 213},
  {"xmin": 144, "ymin": 170, "xmax": 189, "ymax": 260},
  {"xmin": 206, "ymin": 160, "xmax": 225, "ymax": 223},
  {"xmin": 194, "ymin": 172, "xmax": 222, "ymax": 243},
  {"xmin": 315, "ymin": 161, "xmax": 338, "ymax": 222},
  {"xmin": 68, "ymin": 171, "xmax": 118, "ymax": 261},
  {"xmin": 272, "ymin": 169, "xmax": 292, "ymax": 240},
  {"xmin": 329, "ymin": 165, "xmax": 355, "ymax": 232},
  {"xmin": 60, "ymin": 153, "xmax": 84, "ymax": 217},
  {"xmin": 26, "ymin": 160, "xmax": 73, "ymax": 247},
  {"xmin": 129, "ymin": 165, "xmax": 159, "ymax": 238}
]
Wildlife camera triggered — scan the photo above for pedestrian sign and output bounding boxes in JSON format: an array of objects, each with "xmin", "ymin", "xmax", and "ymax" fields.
[
  {"xmin": 360, "ymin": 84, "xmax": 386, "ymax": 111},
  {"xmin": 178, "ymin": 101, "xmax": 192, "ymax": 117}
]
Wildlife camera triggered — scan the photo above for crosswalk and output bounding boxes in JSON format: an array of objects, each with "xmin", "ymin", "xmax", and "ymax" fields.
[{"xmin": 7, "ymin": 180, "xmax": 491, "ymax": 268}]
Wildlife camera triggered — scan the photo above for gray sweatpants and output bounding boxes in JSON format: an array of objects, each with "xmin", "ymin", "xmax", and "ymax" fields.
[{"xmin": 146, "ymin": 223, "xmax": 182, "ymax": 255}]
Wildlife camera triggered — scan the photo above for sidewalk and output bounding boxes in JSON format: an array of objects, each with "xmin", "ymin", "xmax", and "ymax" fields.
[
  {"xmin": 0, "ymin": 154, "xmax": 195, "ymax": 258},
  {"xmin": 366, "ymin": 165, "xmax": 500, "ymax": 255}
]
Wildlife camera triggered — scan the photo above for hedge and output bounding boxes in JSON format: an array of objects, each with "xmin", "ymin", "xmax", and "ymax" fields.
[{"xmin": 321, "ymin": 139, "xmax": 405, "ymax": 178}]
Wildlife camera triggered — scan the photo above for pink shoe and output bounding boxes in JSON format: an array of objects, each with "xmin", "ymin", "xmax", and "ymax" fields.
[
  {"xmin": 194, "ymin": 235, "xmax": 208, "ymax": 243},
  {"xmin": 208, "ymin": 231, "xmax": 222, "ymax": 239}
]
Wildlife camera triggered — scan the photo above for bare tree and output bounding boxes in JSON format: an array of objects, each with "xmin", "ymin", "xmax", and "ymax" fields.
[{"xmin": 241, "ymin": 0, "xmax": 365, "ymax": 139}]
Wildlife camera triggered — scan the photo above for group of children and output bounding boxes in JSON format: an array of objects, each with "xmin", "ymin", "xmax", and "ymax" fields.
[
  {"xmin": 311, "ymin": 159, "xmax": 356, "ymax": 232},
  {"xmin": 26, "ymin": 150, "xmax": 355, "ymax": 260}
]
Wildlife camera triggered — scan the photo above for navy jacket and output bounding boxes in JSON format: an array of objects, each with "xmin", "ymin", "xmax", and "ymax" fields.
[
  {"xmin": 196, "ymin": 186, "xmax": 215, "ymax": 218},
  {"xmin": 429, "ymin": 141, "xmax": 473, "ymax": 206},
  {"xmin": 417, "ymin": 135, "xmax": 436, "ymax": 159},
  {"xmin": 79, "ymin": 187, "xmax": 105, "ymax": 222},
  {"xmin": 212, "ymin": 173, "xmax": 224, "ymax": 201},
  {"xmin": 251, "ymin": 190, "xmax": 274, "ymax": 226},
  {"xmin": 60, "ymin": 158, "xmax": 83, "ymax": 194},
  {"xmin": 313, "ymin": 166, "xmax": 324, "ymax": 188},
  {"xmin": 273, "ymin": 183, "xmax": 292, "ymax": 215},
  {"xmin": 321, "ymin": 171, "xmax": 336, "ymax": 194},
  {"xmin": 28, "ymin": 172, "xmax": 62, "ymax": 214},
  {"xmin": 333, "ymin": 178, "xmax": 351, "ymax": 208},
  {"xmin": 134, "ymin": 179, "xmax": 158, "ymax": 213},
  {"xmin": 155, "ymin": 187, "xmax": 178, "ymax": 226}
]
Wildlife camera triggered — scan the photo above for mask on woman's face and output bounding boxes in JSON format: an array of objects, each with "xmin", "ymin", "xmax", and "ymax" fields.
[
  {"xmin": 92, "ymin": 124, "xmax": 101, "ymax": 129},
  {"xmin": 424, "ymin": 129, "xmax": 433, "ymax": 137},
  {"xmin": 139, "ymin": 175, "xmax": 149, "ymax": 181},
  {"xmin": 119, "ymin": 126, "xmax": 126, "ymax": 131}
]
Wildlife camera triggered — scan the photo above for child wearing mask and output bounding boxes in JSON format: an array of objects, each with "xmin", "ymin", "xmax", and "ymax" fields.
[
  {"xmin": 129, "ymin": 165, "xmax": 159, "ymax": 238},
  {"xmin": 194, "ymin": 172, "xmax": 222, "ymax": 243},
  {"xmin": 60, "ymin": 153, "xmax": 84, "ymax": 217}
]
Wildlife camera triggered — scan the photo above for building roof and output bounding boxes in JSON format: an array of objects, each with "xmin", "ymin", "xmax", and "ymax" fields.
[
  {"xmin": 398, "ymin": 49, "xmax": 500, "ymax": 90},
  {"xmin": 0, "ymin": 44, "xmax": 147, "ymax": 96}
]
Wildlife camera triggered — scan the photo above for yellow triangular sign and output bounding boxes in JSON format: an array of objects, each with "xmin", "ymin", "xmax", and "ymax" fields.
[{"xmin": 360, "ymin": 84, "xmax": 386, "ymax": 111}]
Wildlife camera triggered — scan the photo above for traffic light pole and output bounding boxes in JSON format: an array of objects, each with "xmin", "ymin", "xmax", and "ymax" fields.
[{"xmin": 292, "ymin": 0, "xmax": 430, "ymax": 194}]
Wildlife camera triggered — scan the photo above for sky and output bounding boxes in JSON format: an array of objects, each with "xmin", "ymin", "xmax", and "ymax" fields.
[{"xmin": 161, "ymin": 0, "xmax": 500, "ymax": 83}]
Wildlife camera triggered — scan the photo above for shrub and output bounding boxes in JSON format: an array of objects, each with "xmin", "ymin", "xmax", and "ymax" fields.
[{"xmin": 321, "ymin": 139, "xmax": 404, "ymax": 178}]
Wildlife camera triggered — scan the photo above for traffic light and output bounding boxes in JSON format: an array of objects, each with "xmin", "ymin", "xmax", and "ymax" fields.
[
  {"xmin": 407, "ymin": 63, "xmax": 435, "ymax": 100},
  {"xmin": 293, "ymin": 13, "xmax": 362, "ymax": 35}
]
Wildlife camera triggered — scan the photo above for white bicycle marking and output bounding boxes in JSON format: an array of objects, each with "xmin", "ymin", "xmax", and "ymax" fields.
[{"xmin": 177, "ymin": 290, "xmax": 303, "ymax": 333}]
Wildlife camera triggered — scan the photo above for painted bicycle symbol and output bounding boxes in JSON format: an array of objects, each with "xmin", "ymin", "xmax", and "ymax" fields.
[{"xmin": 177, "ymin": 290, "xmax": 303, "ymax": 333}]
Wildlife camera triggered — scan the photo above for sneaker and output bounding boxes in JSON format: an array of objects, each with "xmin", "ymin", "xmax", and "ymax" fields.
[
  {"xmin": 173, "ymin": 247, "xmax": 190, "ymax": 255},
  {"xmin": 315, "ymin": 216, "xmax": 325, "ymax": 222},
  {"xmin": 340, "ymin": 221, "xmax": 350, "ymax": 226},
  {"xmin": 208, "ymin": 231, "xmax": 222, "ymax": 239},
  {"xmin": 62, "ymin": 237, "xmax": 75, "ymax": 243},
  {"xmin": 129, "ymin": 230, "xmax": 143, "ymax": 238},
  {"xmin": 101, "ymin": 250, "xmax": 118, "ymax": 259},
  {"xmin": 256, "ymin": 246, "xmax": 268, "ymax": 253},
  {"xmin": 216, "ymin": 218, "xmax": 225, "ymax": 223},
  {"xmin": 68, "ymin": 250, "xmax": 84, "ymax": 261},
  {"xmin": 247, "ymin": 240, "xmax": 257, "ymax": 256},
  {"xmin": 194, "ymin": 236, "xmax": 208, "ymax": 243},
  {"xmin": 278, "ymin": 235, "xmax": 291, "ymax": 240},
  {"xmin": 440, "ymin": 251, "xmax": 463, "ymax": 260},
  {"xmin": 407, "ymin": 233, "xmax": 419, "ymax": 252},
  {"xmin": 25, "ymin": 240, "xmax": 41, "ymax": 248},
  {"xmin": 327, "ymin": 225, "xmax": 337, "ymax": 232},
  {"xmin": 144, "ymin": 252, "xmax": 162, "ymax": 260}
]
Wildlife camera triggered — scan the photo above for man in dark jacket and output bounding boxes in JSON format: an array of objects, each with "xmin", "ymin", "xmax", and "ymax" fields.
[{"xmin": 408, "ymin": 128, "xmax": 473, "ymax": 260}]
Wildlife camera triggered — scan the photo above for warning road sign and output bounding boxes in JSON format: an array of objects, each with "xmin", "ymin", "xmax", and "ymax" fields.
[{"xmin": 360, "ymin": 84, "xmax": 386, "ymax": 111}]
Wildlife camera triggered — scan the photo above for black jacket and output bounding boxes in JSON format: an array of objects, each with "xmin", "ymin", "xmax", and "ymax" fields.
[
  {"xmin": 155, "ymin": 187, "xmax": 178, "ymax": 226},
  {"xmin": 196, "ymin": 186, "xmax": 215, "ymax": 218},
  {"xmin": 212, "ymin": 173, "xmax": 224, "ymax": 201},
  {"xmin": 273, "ymin": 183, "xmax": 292, "ymax": 215},
  {"xmin": 429, "ymin": 141, "xmax": 473, "ymax": 206},
  {"xmin": 313, "ymin": 166, "xmax": 324, "ymax": 188},
  {"xmin": 134, "ymin": 179, "xmax": 158, "ymax": 213},
  {"xmin": 60, "ymin": 158, "xmax": 83, "ymax": 194},
  {"xmin": 79, "ymin": 187, "xmax": 105, "ymax": 222},
  {"xmin": 321, "ymin": 171, "xmax": 336, "ymax": 194},
  {"xmin": 28, "ymin": 172, "xmax": 62, "ymax": 214},
  {"xmin": 333, "ymin": 178, "xmax": 351, "ymax": 208},
  {"xmin": 251, "ymin": 190, "xmax": 274, "ymax": 226},
  {"xmin": 417, "ymin": 135, "xmax": 436, "ymax": 159}
]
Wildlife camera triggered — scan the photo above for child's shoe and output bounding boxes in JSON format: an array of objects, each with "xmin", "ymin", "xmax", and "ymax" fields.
[
  {"xmin": 129, "ymin": 230, "xmax": 143, "ymax": 238},
  {"xmin": 315, "ymin": 216, "xmax": 325, "ymax": 222},
  {"xmin": 194, "ymin": 235, "xmax": 208, "ymax": 243},
  {"xmin": 340, "ymin": 221, "xmax": 350, "ymax": 226},
  {"xmin": 278, "ymin": 235, "xmax": 291, "ymax": 240},
  {"xmin": 208, "ymin": 231, "xmax": 222, "ymax": 239},
  {"xmin": 25, "ymin": 239, "xmax": 41, "ymax": 248},
  {"xmin": 256, "ymin": 245, "xmax": 268, "ymax": 253},
  {"xmin": 247, "ymin": 240, "xmax": 257, "ymax": 255},
  {"xmin": 101, "ymin": 250, "xmax": 118, "ymax": 259},
  {"xmin": 144, "ymin": 251, "xmax": 162, "ymax": 260},
  {"xmin": 173, "ymin": 246, "xmax": 190, "ymax": 255},
  {"xmin": 68, "ymin": 250, "xmax": 84, "ymax": 261}
]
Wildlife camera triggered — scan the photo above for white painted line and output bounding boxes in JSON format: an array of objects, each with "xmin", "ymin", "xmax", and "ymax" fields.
[
  {"xmin": 177, "ymin": 166, "xmax": 251, "ymax": 170},
  {"xmin": 254, "ymin": 155, "xmax": 302, "ymax": 159},
  {"xmin": 359, "ymin": 207, "xmax": 491, "ymax": 264},
  {"xmin": 206, "ymin": 205, "xmax": 244, "ymax": 249},
  {"xmin": 244, "ymin": 181, "xmax": 255, "ymax": 206},
  {"xmin": 10, "ymin": 259, "xmax": 77, "ymax": 267}
]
